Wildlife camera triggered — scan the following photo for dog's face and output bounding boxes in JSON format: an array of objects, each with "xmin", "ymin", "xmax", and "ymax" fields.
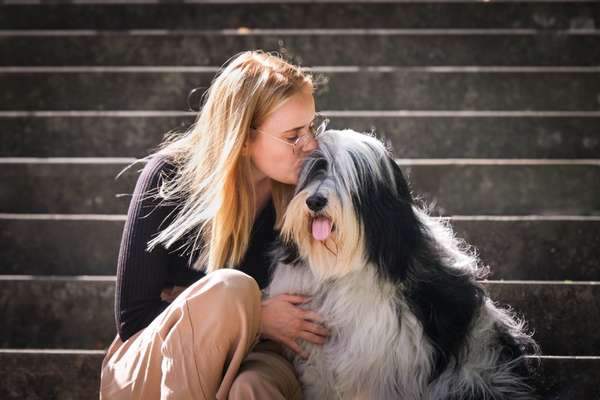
[{"xmin": 280, "ymin": 128, "xmax": 419, "ymax": 281}]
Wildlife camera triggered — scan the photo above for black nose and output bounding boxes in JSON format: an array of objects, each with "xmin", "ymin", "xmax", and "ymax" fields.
[{"xmin": 306, "ymin": 194, "xmax": 328, "ymax": 212}]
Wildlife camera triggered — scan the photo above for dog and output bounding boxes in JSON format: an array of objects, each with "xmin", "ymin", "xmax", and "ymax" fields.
[{"xmin": 264, "ymin": 128, "xmax": 541, "ymax": 399}]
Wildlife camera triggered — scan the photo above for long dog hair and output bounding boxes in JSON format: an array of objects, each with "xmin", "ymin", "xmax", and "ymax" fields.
[{"xmin": 264, "ymin": 128, "xmax": 541, "ymax": 399}]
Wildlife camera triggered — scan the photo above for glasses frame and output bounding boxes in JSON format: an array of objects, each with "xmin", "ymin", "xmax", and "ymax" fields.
[{"xmin": 252, "ymin": 114, "xmax": 330, "ymax": 155}]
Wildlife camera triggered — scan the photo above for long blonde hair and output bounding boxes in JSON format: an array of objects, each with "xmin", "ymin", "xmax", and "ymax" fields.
[{"xmin": 117, "ymin": 50, "xmax": 319, "ymax": 273}]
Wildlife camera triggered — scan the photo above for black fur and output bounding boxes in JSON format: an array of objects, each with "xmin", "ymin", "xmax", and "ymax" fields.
[{"xmin": 353, "ymin": 153, "xmax": 488, "ymax": 381}]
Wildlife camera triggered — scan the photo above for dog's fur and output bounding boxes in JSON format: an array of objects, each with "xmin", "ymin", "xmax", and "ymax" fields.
[{"xmin": 264, "ymin": 128, "xmax": 541, "ymax": 400}]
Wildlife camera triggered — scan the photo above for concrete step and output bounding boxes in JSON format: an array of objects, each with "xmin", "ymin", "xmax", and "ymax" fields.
[
  {"xmin": 1, "ymin": 161, "xmax": 598, "ymax": 215},
  {"xmin": 1, "ymin": 215, "xmax": 599, "ymax": 281},
  {"xmin": 0, "ymin": 351, "xmax": 597, "ymax": 400},
  {"xmin": 0, "ymin": 2, "xmax": 596, "ymax": 30},
  {"xmin": 1, "ymin": 277, "xmax": 115, "ymax": 350},
  {"xmin": 1, "ymin": 70, "xmax": 598, "ymax": 111},
  {"xmin": 1, "ymin": 277, "xmax": 597, "ymax": 355},
  {"xmin": 3, "ymin": 33, "xmax": 599, "ymax": 67},
  {"xmin": 0, "ymin": 350, "xmax": 105, "ymax": 400},
  {"xmin": 2, "ymin": 114, "xmax": 599, "ymax": 159}
]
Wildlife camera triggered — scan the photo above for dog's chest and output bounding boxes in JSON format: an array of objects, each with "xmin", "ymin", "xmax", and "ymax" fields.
[{"xmin": 266, "ymin": 262, "xmax": 402, "ymax": 393}]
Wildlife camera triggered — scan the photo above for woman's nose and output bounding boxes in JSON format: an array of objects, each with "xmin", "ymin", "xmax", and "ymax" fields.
[{"xmin": 302, "ymin": 135, "xmax": 318, "ymax": 154}]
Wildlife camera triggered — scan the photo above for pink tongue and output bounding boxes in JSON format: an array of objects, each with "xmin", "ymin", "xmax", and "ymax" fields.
[{"xmin": 312, "ymin": 217, "xmax": 332, "ymax": 241}]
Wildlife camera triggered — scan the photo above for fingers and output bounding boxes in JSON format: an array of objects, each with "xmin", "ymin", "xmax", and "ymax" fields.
[
  {"xmin": 302, "ymin": 320, "xmax": 330, "ymax": 338},
  {"xmin": 279, "ymin": 294, "xmax": 312, "ymax": 304},
  {"xmin": 173, "ymin": 285, "xmax": 187, "ymax": 294},
  {"xmin": 302, "ymin": 310, "xmax": 325, "ymax": 323},
  {"xmin": 160, "ymin": 287, "xmax": 176, "ymax": 303},
  {"xmin": 298, "ymin": 330, "xmax": 328, "ymax": 345},
  {"xmin": 160, "ymin": 286, "xmax": 188, "ymax": 303}
]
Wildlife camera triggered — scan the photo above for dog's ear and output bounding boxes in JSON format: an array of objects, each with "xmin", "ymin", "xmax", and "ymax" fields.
[
  {"xmin": 386, "ymin": 154, "xmax": 413, "ymax": 203},
  {"xmin": 360, "ymin": 154, "xmax": 423, "ymax": 282}
]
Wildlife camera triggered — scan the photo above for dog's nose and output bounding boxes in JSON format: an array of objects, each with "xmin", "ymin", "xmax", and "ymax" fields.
[{"xmin": 306, "ymin": 194, "xmax": 328, "ymax": 212}]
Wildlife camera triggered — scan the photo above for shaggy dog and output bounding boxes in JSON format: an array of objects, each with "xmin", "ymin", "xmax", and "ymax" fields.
[{"xmin": 264, "ymin": 128, "xmax": 541, "ymax": 400}]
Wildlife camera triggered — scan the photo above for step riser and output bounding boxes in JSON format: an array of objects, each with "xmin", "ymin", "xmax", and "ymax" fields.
[
  {"xmin": 0, "ymin": 352, "xmax": 104, "ymax": 400},
  {"xmin": 2, "ymin": 163, "xmax": 598, "ymax": 215},
  {"xmin": 1, "ymin": 72, "xmax": 598, "ymax": 111},
  {"xmin": 2, "ymin": 218, "xmax": 599, "ymax": 280},
  {"xmin": 1, "ymin": 280, "xmax": 597, "ymax": 355},
  {"xmin": 4, "ymin": 35, "xmax": 600, "ymax": 67},
  {"xmin": 1, "ymin": 279, "xmax": 115, "ymax": 349},
  {"xmin": 1, "ymin": 2, "xmax": 597, "ymax": 30},
  {"xmin": 0, "ymin": 353, "xmax": 597, "ymax": 400},
  {"xmin": 3, "ymin": 116, "xmax": 600, "ymax": 159}
]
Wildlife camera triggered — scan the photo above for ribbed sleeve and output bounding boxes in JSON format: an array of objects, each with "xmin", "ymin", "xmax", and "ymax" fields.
[{"xmin": 114, "ymin": 155, "xmax": 191, "ymax": 341}]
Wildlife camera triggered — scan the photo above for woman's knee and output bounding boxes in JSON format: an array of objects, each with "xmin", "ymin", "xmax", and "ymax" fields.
[
  {"xmin": 228, "ymin": 359, "xmax": 301, "ymax": 400},
  {"xmin": 184, "ymin": 268, "xmax": 262, "ymax": 313},
  {"xmin": 209, "ymin": 268, "xmax": 261, "ymax": 302},
  {"xmin": 228, "ymin": 369, "xmax": 265, "ymax": 399},
  {"xmin": 213, "ymin": 268, "xmax": 260, "ymax": 292}
]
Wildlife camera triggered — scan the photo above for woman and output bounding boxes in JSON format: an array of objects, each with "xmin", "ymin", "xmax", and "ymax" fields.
[{"xmin": 100, "ymin": 50, "xmax": 331, "ymax": 399}]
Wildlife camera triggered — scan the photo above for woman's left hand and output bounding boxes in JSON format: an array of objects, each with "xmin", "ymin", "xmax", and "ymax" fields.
[{"xmin": 160, "ymin": 285, "xmax": 188, "ymax": 303}]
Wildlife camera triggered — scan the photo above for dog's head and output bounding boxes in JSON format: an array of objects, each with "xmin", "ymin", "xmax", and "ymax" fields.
[{"xmin": 280, "ymin": 128, "xmax": 423, "ymax": 281}]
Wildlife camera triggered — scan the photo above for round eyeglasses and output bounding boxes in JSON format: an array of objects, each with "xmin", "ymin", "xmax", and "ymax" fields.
[{"xmin": 252, "ymin": 114, "xmax": 330, "ymax": 155}]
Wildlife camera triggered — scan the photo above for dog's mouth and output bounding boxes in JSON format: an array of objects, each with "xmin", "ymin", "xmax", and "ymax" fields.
[{"xmin": 310, "ymin": 215, "xmax": 335, "ymax": 241}]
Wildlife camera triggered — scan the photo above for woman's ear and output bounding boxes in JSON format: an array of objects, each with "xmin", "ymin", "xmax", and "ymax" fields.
[
  {"xmin": 242, "ymin": 137, "xmax": 251, "ymax": 156},
  {"xmin": 243, "ymin": 128, "xmax": 258, "ymax": 156}
]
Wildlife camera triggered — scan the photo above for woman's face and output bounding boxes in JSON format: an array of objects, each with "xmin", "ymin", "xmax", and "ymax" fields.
[{"xmin": 246, "ymin": 87, "xmax": 318, "ymax": 186}]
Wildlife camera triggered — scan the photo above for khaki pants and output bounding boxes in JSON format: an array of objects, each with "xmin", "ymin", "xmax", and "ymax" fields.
[{"xmin": 100, "ymin": 269, "xmax": 302, "ymax": 399}]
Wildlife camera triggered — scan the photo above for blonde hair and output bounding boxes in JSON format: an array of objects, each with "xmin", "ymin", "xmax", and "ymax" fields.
[{"xmin": 117, "ymin": 50, "xmax": 319, "ymax": 273}]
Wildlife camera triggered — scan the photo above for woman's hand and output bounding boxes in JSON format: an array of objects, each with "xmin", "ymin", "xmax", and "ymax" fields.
[
  {"xmin": 160, "ymin": 285, "xmax": 187, "ymax": 303},
  {"xmin": 260, "ymin": 294, "xmax": 330, "ymax": 359}
]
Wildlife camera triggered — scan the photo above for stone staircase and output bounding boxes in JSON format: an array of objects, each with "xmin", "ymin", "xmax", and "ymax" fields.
[{"xmin": 1, "ymin": 1, "xmax": 599, "ymax": 399}]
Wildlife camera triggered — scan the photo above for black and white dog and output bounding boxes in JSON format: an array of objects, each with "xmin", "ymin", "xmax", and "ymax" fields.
[{"xmin": 264, "ymin": 128, "xmax": 541, "ymax": 400}]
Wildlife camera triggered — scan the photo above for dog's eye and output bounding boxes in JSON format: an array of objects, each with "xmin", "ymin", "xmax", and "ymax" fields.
[{"xmin": 309, "ymin": 158, "xmax": 328, "ymax": 175}]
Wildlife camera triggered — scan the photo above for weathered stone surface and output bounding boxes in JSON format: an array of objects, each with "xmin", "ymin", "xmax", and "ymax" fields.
[
  {"xmin": 3, "ymin": 115, "xmax": 599, "ymax": 159},
  {"xmin": 0, "ymin": 352, "xmax": 598, "ymax": 400},
  {"xmin": 1, "ymin": 279, "xmax": 598, "ymax": 355},
  {"xmin": 3, "ymin": 34, "xmax": 599, "ymax": 67},
  {"xmin": 2, "ymin": 218, "xmax": 599, "ymax": 281},
  {"xmin": 1, "ymin": 162, "xmax": 598, "ymax": 215},
  {"xmin": 0, "ymin": 278, "xmax": 116, "ymax": 350},
  {"xmin": 0, "ymin": 350, "xmax": 104, "ymax": 400},
  {"xmin": 0, "ymin": 218, "xmax": 124, "ymax": 276},
  {"xmin": 401, "ymin": 164, "xmax": 600, "ymax": 216},
  {"xmin": 0, "ymin": 162, "xmax": 136, "ymax": 214},
  {"xmin": 532, "ymin": 356, "xmax": 600, "ymax": 399},
  {"xmin": 485, "ymin": 282, "xmax": 600, "ymax": 356},
  {"xmin": 451, "ymin": 218, "xmax": 600, "ymax": 281},
  {"xmin": 0, "ymin": 2, "xmax": 596, "ymax": 30},
  {"xmin": 1, "ymin": 71, "xmax": 598, "ymax": 111}
]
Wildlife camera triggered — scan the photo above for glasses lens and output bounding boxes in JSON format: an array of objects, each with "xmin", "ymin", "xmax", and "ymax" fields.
[
  {"xmin": 313, "ymin": 116, "xmax": 330, "ymax": 138},
  {"xmin": 293, "ymin": 115, "xmax": 330, "ymax": 154}
]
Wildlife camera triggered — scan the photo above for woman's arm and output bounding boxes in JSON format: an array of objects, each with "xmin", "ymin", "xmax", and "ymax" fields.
[{"xmin": 114, "ymin": 156, "xmax": 177, "ymax": 341}]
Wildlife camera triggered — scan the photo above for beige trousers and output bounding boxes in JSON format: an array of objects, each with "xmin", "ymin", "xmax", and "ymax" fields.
[{"xmin": 100, "ymin": 268, "xmax": 303, "ymax": 399}]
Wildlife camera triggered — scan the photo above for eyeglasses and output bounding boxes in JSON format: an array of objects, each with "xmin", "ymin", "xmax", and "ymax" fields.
[{"xmin": 252, "ymin": 114, "xmax": 330, "ymax": 155}]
